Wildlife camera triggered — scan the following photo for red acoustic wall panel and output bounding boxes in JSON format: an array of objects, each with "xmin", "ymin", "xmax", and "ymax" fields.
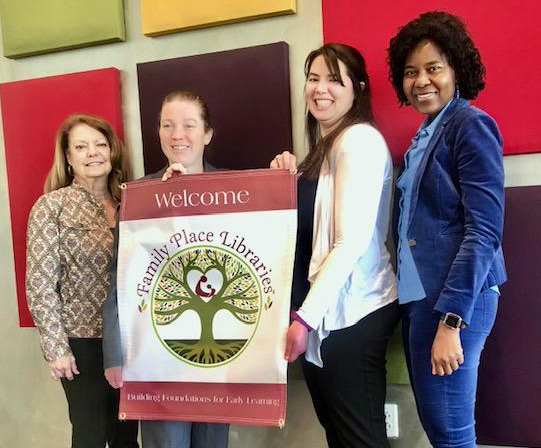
[
  {"xmin": 0, "ymin": 68, "xmax": 123, "ymax": 326},
  {"xmin": 322, "ymin": 0, "xmax": 540, "ymax": 161}
]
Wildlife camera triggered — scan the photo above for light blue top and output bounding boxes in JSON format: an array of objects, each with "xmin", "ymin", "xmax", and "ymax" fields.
[{"xmin": 396, "ymin": 101, "xmax": 452, "ymax": 304}]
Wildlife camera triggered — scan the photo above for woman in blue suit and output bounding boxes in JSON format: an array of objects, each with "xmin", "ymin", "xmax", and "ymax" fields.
[{"xmin": 387, "ymin": 11, "xmax": 506, "ymax": 448}]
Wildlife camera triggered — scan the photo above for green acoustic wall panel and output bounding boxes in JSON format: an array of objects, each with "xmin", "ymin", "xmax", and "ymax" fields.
[
  {"xmin": 386, "ymin": 325, "xmax": 409, "ymax": 384},
  {"xmin": 0, "ymin": 0, "xmax": 125, "ymax": 58}
]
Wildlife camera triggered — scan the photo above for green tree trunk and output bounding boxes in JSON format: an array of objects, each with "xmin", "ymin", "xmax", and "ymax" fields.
[{"xmin": 198, "ymin": 306, "xmax": 217, "ymax": 345}]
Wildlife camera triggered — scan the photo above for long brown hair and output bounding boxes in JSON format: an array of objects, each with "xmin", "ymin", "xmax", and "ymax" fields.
[
  {"xmin": 44, "ymin": 114, "xmax": 132, "ymax": 202},
  {"xmin": 299, "ymin": 43, "xmax": 375, "ymax": 179}
]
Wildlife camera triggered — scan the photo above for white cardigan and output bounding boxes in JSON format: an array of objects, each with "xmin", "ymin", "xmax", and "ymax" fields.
[{"xmin": 296, "ymin": 123, "xmax": 397, "ymax": 367}]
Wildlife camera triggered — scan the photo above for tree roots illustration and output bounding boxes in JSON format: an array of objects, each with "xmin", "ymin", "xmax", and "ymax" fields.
[{"xmin": 165, "ymin": 339, "xmax": 247, "ymax": 364}]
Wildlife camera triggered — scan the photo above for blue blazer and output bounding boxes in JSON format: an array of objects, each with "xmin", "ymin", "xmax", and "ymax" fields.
[{"xmin": 393, "ymin": 98, "xmax": 507, "ymax": 324}]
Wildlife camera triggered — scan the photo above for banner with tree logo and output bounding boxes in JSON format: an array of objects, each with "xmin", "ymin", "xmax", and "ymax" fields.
[{"xmin": 117, "ymin": 169, "xmax": 296, "ymax": 427}]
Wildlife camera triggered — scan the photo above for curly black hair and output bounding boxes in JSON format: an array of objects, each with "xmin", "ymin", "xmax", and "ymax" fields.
[{"xmin": 387, "ymin": 11, "xmax": 486, "ymax": 105}]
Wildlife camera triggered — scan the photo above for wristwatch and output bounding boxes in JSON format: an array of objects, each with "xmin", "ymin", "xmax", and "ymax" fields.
[{"xmin": 440, "ymin": 312, "xmax": 465, "ymax": 329}]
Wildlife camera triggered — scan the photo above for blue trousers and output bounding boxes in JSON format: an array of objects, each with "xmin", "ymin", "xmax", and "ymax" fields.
[
  {"xmin": 141, "ymin": 420, "xmax": 229, "ymax": 448},
  {"xmin": 402, "ymin": 289, "xmax": 498, "ymax": 448}
]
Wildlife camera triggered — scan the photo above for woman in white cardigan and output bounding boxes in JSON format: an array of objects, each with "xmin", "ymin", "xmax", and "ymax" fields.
[{"xmin": 271, "ymin": 43, "xmax": 399, "ymax": 448}]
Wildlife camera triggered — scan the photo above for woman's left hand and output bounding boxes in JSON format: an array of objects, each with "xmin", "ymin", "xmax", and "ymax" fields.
[
  {"xmin": 270, "ymin": 151, "xmax": 297, "ymax": 174},
  {"xmin": 49, "ymin": 355, "xmax": 79, "ymax": 381},
  {"xmin": 284, "ymin": 320, "xmax": 308, "ymax": 363},
  {"xmin": 161, "ymin": 163, "xmax": 188, "ymax": 181},
  {"xmin": 104, "ymin": 366, "xmax": 123, "ymax": 389},
  {"xmin": 431, "ymin": 321, "xmax": 464, "ymax": 375}
]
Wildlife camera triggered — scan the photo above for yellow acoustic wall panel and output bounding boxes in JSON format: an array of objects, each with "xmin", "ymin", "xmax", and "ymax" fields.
[{"xmin": 141, "ymin": 0, "xmax": 296, "ymax": 36}]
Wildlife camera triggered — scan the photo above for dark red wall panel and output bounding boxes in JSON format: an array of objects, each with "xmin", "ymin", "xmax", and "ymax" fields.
[
  {"xmin": 322, "ymin": 0, "xmax": 540, "ymax": 161},
  {"xmin": 0, "ymin": 68, "xmax": 123, "ymax": 326},
  {"xmin": 137, "ymin": 42, "xmax": 292, "ymax": 174},
  {"xmin": 476, "ymin": 185, "xmax": 541, "ymax": 447}
]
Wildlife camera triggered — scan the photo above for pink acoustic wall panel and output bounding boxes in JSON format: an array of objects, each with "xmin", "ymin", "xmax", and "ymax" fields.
[
  {"xmin": 322, "ymin": 0, "xmax": 540, "ymax": 161},
  {"xmin": 0, "ymin": 68, "xmax": 123, "ymax": 326}
]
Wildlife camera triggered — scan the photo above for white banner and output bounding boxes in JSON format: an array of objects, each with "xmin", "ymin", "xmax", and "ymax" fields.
[{"xmin": 117, "ymin": 169, "xmax": 296, "ymax": 426}]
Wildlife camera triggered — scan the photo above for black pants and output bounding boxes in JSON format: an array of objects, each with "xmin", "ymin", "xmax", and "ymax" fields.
[
  {"xmin": 61, "ymin": 338, "xmax": 139, "ymax": 448},
  {"xmin": 301, "ymin": 301, "xmax": 400, "ymax": 448}
]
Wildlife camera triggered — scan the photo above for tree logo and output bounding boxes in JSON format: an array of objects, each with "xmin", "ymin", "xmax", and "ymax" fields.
[{"xmin": 152, "ymin": 245, "xmax": 261, "ymax": 367}]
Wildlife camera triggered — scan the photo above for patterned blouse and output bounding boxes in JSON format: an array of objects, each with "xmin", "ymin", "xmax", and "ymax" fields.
[{"xmin": 26, "ymin": 183, "xmax": 114, "ymax": 362}]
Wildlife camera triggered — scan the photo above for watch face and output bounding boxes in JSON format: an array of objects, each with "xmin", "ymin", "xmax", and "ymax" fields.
[{"xmin": 444, "ymin": 313, "xmax": 461, "ymax": 328}]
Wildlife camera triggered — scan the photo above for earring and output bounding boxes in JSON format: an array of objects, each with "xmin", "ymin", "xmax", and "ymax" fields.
[
  {"xmin": 67, "ymin": 164, "xmax": 73, "ymax": 176},
  {"xmin": 455, "ymin": 84, "xmax": 460, "ymax": 98}
]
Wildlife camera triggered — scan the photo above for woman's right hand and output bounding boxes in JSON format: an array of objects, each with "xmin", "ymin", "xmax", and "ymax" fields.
[
  {"xmin": 270, "ymin": 151, "xmax": 297, "ymax": 174},
  {"xmin": 161, "ymin": 163, "xmax": 188, "ymax": 181},
  {"xmin": 49, "ymin": 355, "xmax": 79, "ymax": 381},
  {"xmin": 104, "ymin": 366, "xmax": 123, "ymax": 389},
  {"xmin": 284, "ymin": 320, "xmax": 308, "ymax": 363}
]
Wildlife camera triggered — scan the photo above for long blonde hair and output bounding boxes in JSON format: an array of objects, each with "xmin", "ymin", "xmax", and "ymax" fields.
[{"xmin": 44, "ymin": 114, "xmax": 132, "ymax": 202}]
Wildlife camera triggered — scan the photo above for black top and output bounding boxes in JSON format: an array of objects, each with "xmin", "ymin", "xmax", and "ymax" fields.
[{"xmin": 290, "ymin": 174, "xmax": 318, "ymax": 310}]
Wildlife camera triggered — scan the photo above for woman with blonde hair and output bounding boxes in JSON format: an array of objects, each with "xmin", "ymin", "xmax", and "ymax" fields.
[
  {"xmin": 103, "ymin": 91, "xmax": 229, "ymax": 448},
  {"xmin": 26, "ymin": 113, "xmax": 138, "ymax": 448}
]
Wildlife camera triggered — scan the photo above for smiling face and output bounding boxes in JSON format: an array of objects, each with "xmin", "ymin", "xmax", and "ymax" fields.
[
  {"xmin": 159, "ymin": 99, "xmax": 213, "ymax": 173},
  {"xmin": 305, "ymin": 55, "xmax": 355, "ymax": 136},
  {"xmin": 403, "ymin": 40, "xmax": 456, "ymax": 118},
  {"xmin": 66, "ymin": 123, "xmax": 112, "ymax": 184}
]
